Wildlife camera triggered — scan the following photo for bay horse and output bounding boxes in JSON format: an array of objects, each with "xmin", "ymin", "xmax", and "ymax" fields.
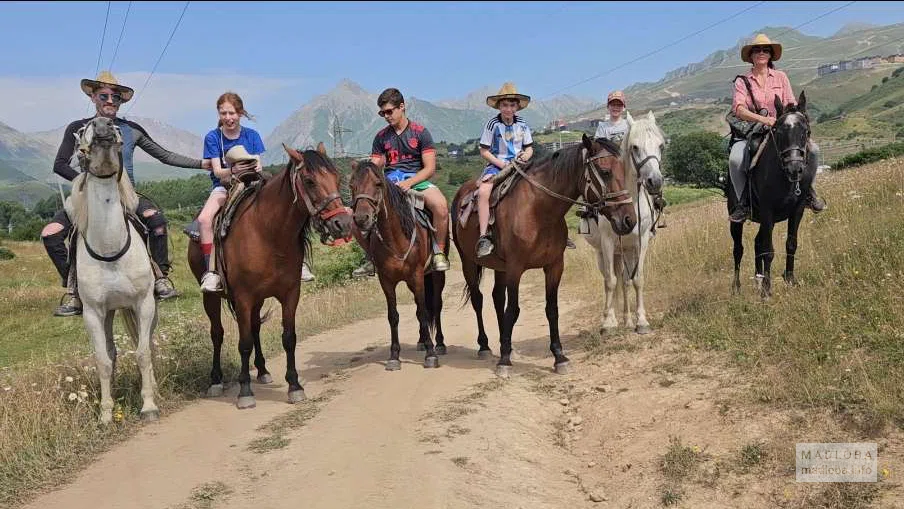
[
  {"xmin": 187, "ymin": 143, "xmax": 353, "ymax": 409},
  {"xmin": 349, "ymin": 160, "xmax": 447, "ymax": 370},
  {"xmin": 452, "ymin": 134, "xmax": 637, "ymax": 377},
  {"xmin": 68, "ymin": 117, "xmax": 160, "ymax": 423},
  {"xmin": 727, "ymin": 91, "xmax": 815, "ymax": 299},
  {"xmin": 583, "ymin": 111, "xmax": 665, "ymax": 334}
]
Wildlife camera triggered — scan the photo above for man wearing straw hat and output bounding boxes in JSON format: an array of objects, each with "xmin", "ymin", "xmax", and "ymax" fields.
[{"xmin": 40, "ymin": 71, "xmax": 211, "ymax": 317}]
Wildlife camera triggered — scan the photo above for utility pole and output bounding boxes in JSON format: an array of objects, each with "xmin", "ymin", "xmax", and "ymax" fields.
[{"xmin": 332, "ymin": 113, "xmax": 353, "ymax": 158}]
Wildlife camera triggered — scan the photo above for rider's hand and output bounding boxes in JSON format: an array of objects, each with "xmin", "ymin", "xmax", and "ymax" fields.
[
  {"xmin": 397, "ymin": 179, "xmax": 413, "ymax": 192},
  {"xmin": 255, "ymin": 161, "xmax": 263, "ymax": 173},
  {"xmin": 764, "ymin": 117, "xmax": 776, "ymax": 128},
  {"xmin": 202, "ymin": 159, "xmax": 212, "ymax": 170}
]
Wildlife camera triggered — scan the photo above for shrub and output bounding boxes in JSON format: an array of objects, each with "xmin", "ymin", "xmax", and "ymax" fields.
[
  {"xmin": 663, "ymin": 131, "xmax": 728, "ymax": 190},
  {"xmin": 833, "ymin": 141, "xmax": 904, "ymax": 170}
]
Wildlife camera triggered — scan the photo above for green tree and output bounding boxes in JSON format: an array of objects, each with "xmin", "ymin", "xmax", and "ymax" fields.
[{"xmin": 663, "ymin": 131, "xmax": 728, "ymax": 190}]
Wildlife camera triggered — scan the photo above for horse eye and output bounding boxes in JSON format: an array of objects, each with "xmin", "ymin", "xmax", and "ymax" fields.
[{"xmin": 303, "ymin": 177, "xmax": 316, "ymax": 187}]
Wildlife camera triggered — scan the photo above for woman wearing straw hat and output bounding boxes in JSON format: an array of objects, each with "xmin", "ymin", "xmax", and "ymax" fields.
[
  {"xmin": 728, "ymin": 34, "xmax": 826, "ymax": 223},
  {"xmin": 475, "ymin": 83, "xmax": 535, "ymax": 258},
  {"xmin": 41, "ymin": 71, "xmax": 210, "ymax": 317}
]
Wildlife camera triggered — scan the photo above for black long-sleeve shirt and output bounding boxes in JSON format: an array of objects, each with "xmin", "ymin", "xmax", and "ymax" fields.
[{"xmin": 53, "ymin": 116, "xmax": 203, "ymax": 184}]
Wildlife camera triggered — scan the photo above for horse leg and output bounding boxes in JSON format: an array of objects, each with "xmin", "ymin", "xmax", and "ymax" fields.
[
  {"xmin": 492, "ymin": 270, "xmax": 506, "ymax": 346},
  {"xmin": 85, "ymin": 308, "xmax": 115, "ymax": 424},
  {"xmin": 130, "ymin": 294, "xmax": 160, "ymax": 421},
  {"xmin": 730, "ymin": 222, "xmax": 744, "ymax": 295},
  {"xmin": 280, "ymin": 288, "xmax": 306, "ymax": 403},
  {"xmin": 618, "ymin": 265, "xmax": 634, "ymax": 330},
  {"xmin": 783, "ymin": 210, "xmax": 803, "ymax": 286},
  {"xmin": 234, "ymin": 297, "xmax": 257, "ymax": 409},
  {"xmin": 251, "ymin": 302, "xmax": 272, "ymax": 384},
  {"xmin": 496, "ymin": 270, "xmax": 523, "ymax": 379},
  {"xmin": 432, "ymin": 272, "xmax": 447, "ymax": 355},
  {"xmin": 598, "ymin": 247, "xmax": 618, "ymax": 333},
  {"xmin": 379, "ymin": 276, "xmax": 403, "ymax": 371},
  {"xmin": 407, "ymin": 272, "xmax": 438, "ymax": 368},
  {"xmin": 204, "ymin": 293, "xmax": 226, "ymax": 397},
  {"xmin": 755, "ymin": 220, "xmax": 776, "ymax": 300},
  {"xmin": 544, "ymin": 259, "xmax": 570, "ymax": 374},
  {"xmin": 462, "ymin": 256, "xmax": 491, "ymax": 358},
  {"xmin": 633, "ymin": 243, "xmax": 652, "ymax": 335}
]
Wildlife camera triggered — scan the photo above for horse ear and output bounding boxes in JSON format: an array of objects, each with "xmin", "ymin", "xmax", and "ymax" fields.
[
  {"xmin": 582, "ymin": 132, "xmax": 593, "ymax": 150},
  {"xmin": 625, "ymin": 111, "xmax": 634, "ymax": 126},
  {"xmin": 282, "ymin": 143, "xmax": 304, "ymax": 165},
  {"xmin": 646, "ymin": 110, "xmax": 655, "ymax": 123},
  {"xmin": 774, "ymin": 96, "xmax": 784, "ymax": 118},
  {"xmin": 797, "ymin": 90, "xmax": 807, "ymax": 113},
  {"xmin": 316, "ymin": 142, "xmax": 327, "ymax": 156}
]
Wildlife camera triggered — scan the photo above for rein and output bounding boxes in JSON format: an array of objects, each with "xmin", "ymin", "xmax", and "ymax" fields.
[
  {"xmin": 352, "ymin": 169, "xmax": 419, "ymax": 263},
  {"xmin": 766, "ymin": 117, "xmax": 810, "ymax": 197},
  {"xmin": 510, "ymin": 152, "xmax": 633, "ymax": 212},
  {"xmin": 288, "ymin": 160, "xmax": 352, "ymax": 246}
]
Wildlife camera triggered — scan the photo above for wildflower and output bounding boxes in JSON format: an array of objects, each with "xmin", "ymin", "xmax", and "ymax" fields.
[
  {"xmin": 65, "ymin": 376, "xmax": 74, "ymax": 383},
  {"xmin": 78, "ymin": 391, "xmax": 88, "ymax": 400},
  {"xmin": 882, "ymin": 467, "xmax": 890, "ymax": 479},
  {"xmin": 2, "ymin": 386, "xmax": 10, "ymax": 392},
  {"xmin": 113, "ymin": 408, "xmax": 124, "ymax": 423},
  {"xmin": 692, "ymin": 445, "xmax": 701, "ymax": 454},
  {"xmin": 68, "ymin": 393, "xmax": 77, "ymax": 401}
]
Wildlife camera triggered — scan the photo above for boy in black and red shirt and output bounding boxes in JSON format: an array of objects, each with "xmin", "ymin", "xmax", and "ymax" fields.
[{"xmin": 352, "ymin": 88, "xmax": 450, "ymax": 276}]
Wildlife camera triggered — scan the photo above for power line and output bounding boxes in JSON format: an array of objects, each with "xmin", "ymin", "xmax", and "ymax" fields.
[
  {"xmin": 540, "ymin": 1, "xmax": 768, "ymax": 100},
  {"xmin": 93, "ymin": 1, "xmax": 111, "ymax": 78},
  {"xmin": 124, "ymin": 1, "xmax": 190, "ymax": 115},
  {"xmin": 109, "ymin": 1, "xmax": 133, "ymax": 72},
  {"xmin": 770, "ymin": 1, "xmax": 857, "ymax": 41}
]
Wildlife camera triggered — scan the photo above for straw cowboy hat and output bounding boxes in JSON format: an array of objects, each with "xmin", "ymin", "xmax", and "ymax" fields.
[
  {"xmin": 225, "ymin": 145, "xmax": 260, "ymax": 166},
  {"xmin": 741, "ymin": 33, "xmax": 783, "ymax": 64},
  {"xmin": 486, "ymin": 82, "xmax": 531, "ymax": 109},
  {"xmin": 80, "ymin": 71, "xmax": 135, "ymax": 102},
  {"xmin": 607, "ymin": 90, "xmax": 626, "ymax": 106}
]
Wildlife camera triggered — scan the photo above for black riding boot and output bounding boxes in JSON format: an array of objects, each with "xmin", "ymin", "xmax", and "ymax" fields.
[
  {"xmin": 806, "ymin": 186, "xmax": 826, "ymax": 213},
  {"xmin": 42, "ymin": 230, "xmax": 70, "ymax": 287},
  {"xmin": 729, "ymin": 192, "xmax": 750, "ymax": 223}
]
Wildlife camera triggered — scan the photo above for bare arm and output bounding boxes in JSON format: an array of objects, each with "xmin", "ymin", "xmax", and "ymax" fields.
[
  {"xmin": 401, "ymin": 150, "xmax": 436, "ymax": 190},
  {"xmin": 519, "ymin": 145, "xmax": 534, "ymax": 161},
  {"xmin": 209, "ymin": 157, "xmax": 231, "ymax": 183},
  {"xmin": 480, "ymin": 146, "xmax": 508, "ymax": 169},
  {"xmin": 736, "ymin": 105, "xmax": 775, "ymax": 127}
]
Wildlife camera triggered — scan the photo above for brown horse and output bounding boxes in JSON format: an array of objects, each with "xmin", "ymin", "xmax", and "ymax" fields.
[
  {"xmin": 187, "ymin": 143, "xmax": 353, "ymax": 409},
  {"xmin": 452, "ymin": 134, "xmax": 636, "ymax": 376},
  {"xmin": 349, "ymin": 160, "xmax": 447, "ymax": 370}
]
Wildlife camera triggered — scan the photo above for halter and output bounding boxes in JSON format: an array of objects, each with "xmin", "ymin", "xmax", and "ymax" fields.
[
  {"xmin": 287, "ymin": 158, "xmax": 352, "ymax": 246},
  {"xmin": 352, "ymin": 165, "xmax": 418, "ymax": 262},
  {"xmin": 768, "ymin": 110, "xmax": 810, "ymax": 196},
  {"xmin": 75, "ymin": 118, "xmax": 132, "ymax": 262}
]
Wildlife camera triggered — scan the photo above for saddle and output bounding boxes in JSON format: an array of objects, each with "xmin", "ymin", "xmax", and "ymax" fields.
[{"xmin": 457, "ymin": 159, "xmax": 524, "ymax": 230}]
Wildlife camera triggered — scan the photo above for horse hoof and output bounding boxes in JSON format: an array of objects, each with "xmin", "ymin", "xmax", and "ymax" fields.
[
  {"xmin": 257, "ymin": 373, "xmax": 273, "ymax": 384},
  {"xmin": 599, "ymin": 326, "xmax": 617, "ymax": 336},
  {"xmin": 478, "ymin": 349, "xmax": 493, "ymax": 360},
  {"xmin": 100, "ymin": 411, "xmax": 113, "ymax": 425},
  {"xmin": 495, "ymin": 365, "xmax": 512, "ymax": 379},
  {"xmin": 635, "ymin": 325, "xmax": 652, "ymax": 335},
  {"xmin": 423, "ymin": 356, "xmax": 439, "ymax": 369},
  {"xmin": 140, "ymin": 409, "xmax": 160, "ymax": 422},
  {"xmin": 236, "ymin": 396, "xmax": 256, "ymax": 409},
  {"xmin": 416, "ymin": 342, "xmax": 426, "ymax": 352},
  {"xmin": 435, "ymin": 344, "xmax": 447, "ymax": 355},
  {"xmin": 385, "ymin": 360, "xmax": 402, "ymax": 371},
  {"xmin": 554, "ymin": 362, "xmax": 570, "ymax": 375},
  {"xmin": 206, "ymin": 384, "xmax": 224, "ymax": 398},
  {"xmin": 288, "ymin": 389, "xmax": 306, "ymax": 404}
]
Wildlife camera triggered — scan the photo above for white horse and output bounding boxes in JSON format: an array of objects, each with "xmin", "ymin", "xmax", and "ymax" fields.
[
  {"xmin": 68, "ymin": 117, "xmax": 160, "ymax": 423},
  {"xmin": 582, "ymin": 111, "xmax": 665, "ymax": 334}
]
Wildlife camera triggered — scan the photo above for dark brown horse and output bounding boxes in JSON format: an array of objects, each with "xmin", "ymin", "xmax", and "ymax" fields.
[
  {"xmin": 188, "ymin": 143, "xmax": 353, "ymax": 409},
  {"xmin": 349, "ymin": 160, "xmax": 447, "ymax": 370},
  {"xmin": 452, "ymin": 134, "xmax": 636, "ymax": 376}
]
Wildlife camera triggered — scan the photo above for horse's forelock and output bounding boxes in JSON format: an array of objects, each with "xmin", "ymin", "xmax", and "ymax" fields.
[{"xmin": 300, "ymin": 149, "xmax": 338, "ymax": 175}]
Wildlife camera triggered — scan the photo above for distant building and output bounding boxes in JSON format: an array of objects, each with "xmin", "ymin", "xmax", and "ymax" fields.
[{"xmin": 887, "ymin": 54, "xmax": 904, "ymax": 64}]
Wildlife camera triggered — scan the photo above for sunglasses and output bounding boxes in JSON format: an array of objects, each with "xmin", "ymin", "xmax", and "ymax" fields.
[
  {"xmin": 97, "ymin": 93, "xmax": 123, "ymax": 104},
  {"xmin": 751, "ymin": 46, "xmax": 772, "ymax": 54},
  {"xmin": 378, "ymin": 106, "xmax": 398, "ymax": 118}
]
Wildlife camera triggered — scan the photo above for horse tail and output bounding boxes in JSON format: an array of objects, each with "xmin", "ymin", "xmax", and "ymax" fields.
[
  {"xmin": 459, "ymin": 264, "xmax": 484, "ymax": 310},
  {"xmin": 121, "ymin": 309, "xmax": 141, "ymax": 347}
]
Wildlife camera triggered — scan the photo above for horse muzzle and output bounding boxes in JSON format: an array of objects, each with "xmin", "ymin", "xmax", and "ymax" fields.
[{"xmin": 610, "ymin": 204, "xmax": 637, "ymax": 236}]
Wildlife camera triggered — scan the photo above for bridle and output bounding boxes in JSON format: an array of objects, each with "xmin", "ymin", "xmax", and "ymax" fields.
[
  {"xmin": 288, "ymin": 159, "xmax": 352, "ymax": 246},
  {"xmin": 768, "ymin": 111, "xmax": 810, "ymax": 195},
  {"xmin": 351, "ymin": 164, "xmax": 418, "ymax": 262}
]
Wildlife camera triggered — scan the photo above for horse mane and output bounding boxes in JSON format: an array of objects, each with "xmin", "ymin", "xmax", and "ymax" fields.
[
  {"xmin": 351, "ymin": 160, "xmax": 415, "ymax": 239},
  {"xmin": 69, "ymin": 172, "xmax": 139, "ymax": 233}
]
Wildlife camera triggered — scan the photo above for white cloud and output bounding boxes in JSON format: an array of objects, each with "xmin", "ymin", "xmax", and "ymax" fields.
[{"xmin": 0, "ymin": 73, "xmax": 299, "ymax": 133}]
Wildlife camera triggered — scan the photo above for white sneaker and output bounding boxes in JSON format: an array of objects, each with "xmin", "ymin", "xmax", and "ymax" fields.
[
  {"xmin": 200, "ymin": 272, "xmax": 222, "ymax": 293},
  {"xmin": 301, "ymin": 263, "xmax": 315, "ymax": 282}
]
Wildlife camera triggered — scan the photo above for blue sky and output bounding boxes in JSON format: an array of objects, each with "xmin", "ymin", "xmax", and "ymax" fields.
[{"xmin": 2, "ymin": 1, "xmax": 903, "ymax": 136}]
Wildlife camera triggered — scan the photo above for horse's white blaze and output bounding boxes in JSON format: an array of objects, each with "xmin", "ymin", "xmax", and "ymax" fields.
[{"xmin": 583, "ymin": 112, "xmax": 664, "ymax": 332}]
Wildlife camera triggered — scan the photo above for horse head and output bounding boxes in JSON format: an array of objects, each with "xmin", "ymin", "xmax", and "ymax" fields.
[
  {"xmin": 76, "ymin": 117, "xmax": 123, "ymax": 179},
  {"xmin": 772, "ymin": 91, "xmax": 811, "ymax": 184},
  {"xmin": 624, "ymin": 111, "xmax": 665, "ymax": 195},
  {"xmin": 349, "ymin": 159, "xmax": 386, "ymax": 232},
  {"xmin": 582, "ymin": 133, "xmax": 637, "ymax": 235},
  {"xmin": 281, "ymin": 142, "xmax": 353, "ymax": 245}
]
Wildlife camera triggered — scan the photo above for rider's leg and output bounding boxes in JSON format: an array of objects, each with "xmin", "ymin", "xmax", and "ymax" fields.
[
  {"xmin": 806, "ymin": 141, "xmax": 826, "ymax": 212},
  {"xmin": 477, "ymin": 180, "xmax": 493, "ymax": 237},
  {"xmin": 137, "ymin": 197, "xmax": 179, "ymax": 299},
  {"xmin": 422, "ymin": 186, "xmax": 449, "ymax": 252},
  {"xmin": 728, "ymin": 140, "xmax": 750, "ymax": 222},
  {"xmin": 41, "ymin": 210, "xmax": 72, "ymax": 287},
  {"xmin": 198, "ymin": 189, "xmax": 228, "ymax": 271}
]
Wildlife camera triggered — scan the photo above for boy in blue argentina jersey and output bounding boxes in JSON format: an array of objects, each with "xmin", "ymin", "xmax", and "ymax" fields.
[{"xmin": 475, "ymin": 83, "xmax": 534, "ymax": 258}]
